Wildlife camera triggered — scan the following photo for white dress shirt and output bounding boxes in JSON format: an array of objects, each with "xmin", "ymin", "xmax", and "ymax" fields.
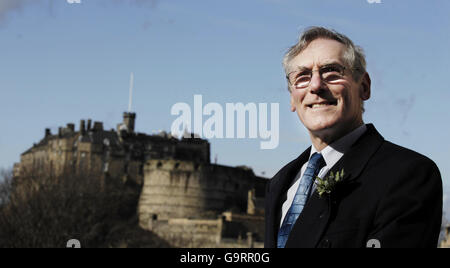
[{"xmin": 280, "ymin": 124, "xmax": 367, "ymax": 227}]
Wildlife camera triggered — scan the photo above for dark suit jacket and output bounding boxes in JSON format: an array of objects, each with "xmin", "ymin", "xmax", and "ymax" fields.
[{"xmin": 265, "ymin": 124, "xmax": 443, "ymax": 248}]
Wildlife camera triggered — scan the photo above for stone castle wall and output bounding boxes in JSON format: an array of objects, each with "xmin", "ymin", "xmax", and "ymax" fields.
[
  {"xmin": 138, "ymin": 159, "xmax": 262, "ymax": 223},
  {"xmin": 14, "ymin": 114, "xmax": 268, "ymax": 248},
  {"xmin": 144, "ymin": 215, "xmax": 264, "ymax": 248},
  {"xmin": 148, "ymin": 218, "xmax": 223, "ymax": 248},
  {"xmin": 16, "ymin": 132, "xmax": 143, "ymax": 185},
  {"xmin": 138, "ymin": 158, "xmax": 267, "ymax": 248}
]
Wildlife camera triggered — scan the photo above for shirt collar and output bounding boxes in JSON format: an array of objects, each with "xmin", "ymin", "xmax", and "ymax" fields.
[{"xmin": 310, "ymin": 124, "xmax": 367, "ymax": 167}]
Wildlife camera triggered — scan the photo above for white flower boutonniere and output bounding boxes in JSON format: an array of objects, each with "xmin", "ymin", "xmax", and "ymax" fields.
[{"xmin": 315, "ymin": 168, "xmax": 345, "ymax": 197}]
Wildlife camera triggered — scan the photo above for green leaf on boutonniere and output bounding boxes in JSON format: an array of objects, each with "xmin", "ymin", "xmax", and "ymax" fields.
[{"xmin": 315, "ymin": 168, "xmax": 345, "ymax": 197}]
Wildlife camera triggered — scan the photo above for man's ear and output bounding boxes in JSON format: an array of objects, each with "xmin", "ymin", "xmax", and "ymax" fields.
[
  {"xmin": 360, "ymin": 72, "xmax": 371, "ymax": 101},
  {"xmin": 290, "ymin": 92, "xmax": 296, "ymax": 112}
]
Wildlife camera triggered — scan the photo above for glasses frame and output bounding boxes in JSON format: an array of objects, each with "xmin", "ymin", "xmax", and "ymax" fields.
[{"xmin": 286, "ymin": 64, "xmax": 351, "ymax": 90}]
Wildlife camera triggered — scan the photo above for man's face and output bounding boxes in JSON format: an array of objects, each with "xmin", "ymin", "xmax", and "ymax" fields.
[{"xmin": 288, "ymin": 38, "xmax": 370, "ymax": 138}]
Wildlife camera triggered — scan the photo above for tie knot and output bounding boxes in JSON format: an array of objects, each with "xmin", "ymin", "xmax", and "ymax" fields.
[{"xmin": 309, "ymin": 152, "xmax": 326, "ymax": 171}]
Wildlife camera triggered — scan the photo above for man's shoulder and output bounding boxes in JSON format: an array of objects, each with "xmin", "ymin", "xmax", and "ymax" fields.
[
  {"xmin": 376, "ymin": 140, "xmax": 438, "ymax": 168},
  {"xmin": 363, "ymin": 139, "xmax": 442, "ymax": 191}
]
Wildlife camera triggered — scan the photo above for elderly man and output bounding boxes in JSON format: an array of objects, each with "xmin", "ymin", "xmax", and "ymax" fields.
[{"xmin": 265, "ymin": 26, "xmax": 442, "ymax": 248}]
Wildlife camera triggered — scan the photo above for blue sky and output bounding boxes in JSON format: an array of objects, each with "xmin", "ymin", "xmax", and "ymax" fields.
[{"xmin": 1, "ymin": 0, "xmax": 449, "ymax": 216}]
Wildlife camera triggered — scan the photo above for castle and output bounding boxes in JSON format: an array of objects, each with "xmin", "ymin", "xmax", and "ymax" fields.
[{"xmin": 13, "ymin": 112, "xmax": 267, "ymax": 248}]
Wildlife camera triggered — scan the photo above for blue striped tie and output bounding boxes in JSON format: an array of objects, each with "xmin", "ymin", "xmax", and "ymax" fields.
[{"xmin": 277, "ymin": 152, "xmax": 326, "ymax": 248}]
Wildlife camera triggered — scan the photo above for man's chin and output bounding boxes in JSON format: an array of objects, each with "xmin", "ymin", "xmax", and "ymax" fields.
[
  {"xmin": 303, "ymin": 119, "xmax": 338, "ymax": 133},
  {"xmin": 308, "ymin": 126, "xmax": 334, "ymax": 135}
]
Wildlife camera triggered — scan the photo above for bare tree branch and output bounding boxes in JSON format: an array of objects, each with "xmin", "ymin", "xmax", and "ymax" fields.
[{"xmin": 0, "ymin": 168, "xmax": 170, "ymax": 248}]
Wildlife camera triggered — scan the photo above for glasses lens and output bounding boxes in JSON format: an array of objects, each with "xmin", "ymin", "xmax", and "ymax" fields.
[
  {"xmin": 321, "ymin": 65, "xmax": 345, "ymax": 82},
  {"xmin": 289, "ymin": 71, "xmax": 311, "ymax": 89}
]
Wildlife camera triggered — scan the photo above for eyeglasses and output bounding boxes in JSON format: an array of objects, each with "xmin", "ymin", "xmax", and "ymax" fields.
[{"xmin": 286, "ymin": 64, "xmax": 348, "ymax": 90}]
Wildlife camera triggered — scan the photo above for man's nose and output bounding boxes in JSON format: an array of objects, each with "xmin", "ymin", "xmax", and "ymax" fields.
[{"xmin": 308, "ymin": 71, "xmax": 324, "ymax": 93}]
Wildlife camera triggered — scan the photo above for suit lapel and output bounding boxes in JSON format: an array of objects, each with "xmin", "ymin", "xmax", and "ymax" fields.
[
  {"xmin": 283, "ymin": 124, "xmax": 385, "ymax": 248},
  {"xmin": 285, "ymin": 189, "xmax": 331, "ymax": 247},
  {"xmin": 266, "ymin": 147, "xmax": 311, "ymax": 247},
  {"xmin": 334, "ymin": 124, "xmax": 385, "ymax": 184}
]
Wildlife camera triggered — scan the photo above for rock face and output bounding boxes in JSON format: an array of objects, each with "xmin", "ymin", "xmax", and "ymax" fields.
[{"xmin": 14, "ymin": 112, "xmax": 267, "ymax": 248}]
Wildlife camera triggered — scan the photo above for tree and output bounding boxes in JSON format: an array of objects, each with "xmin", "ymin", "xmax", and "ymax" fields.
[{"xmin": 0, "ymin": 169, "xmax": 170, "ymax": 248}]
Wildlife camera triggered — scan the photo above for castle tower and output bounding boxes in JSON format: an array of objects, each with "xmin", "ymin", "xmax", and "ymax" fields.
[{"xmin": 123, "ymin": 112, "xmax": 136, "ymax": 133}]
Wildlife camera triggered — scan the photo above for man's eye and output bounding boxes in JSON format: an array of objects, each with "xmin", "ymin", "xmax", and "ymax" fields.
[
  {"xmin": 321, "ymin": 66, "xmax": 344, "ymax": 81},
  {"xmin": 295, "ymin": 75, "xmax": 311, "ymax": 83},
  {"xmin": 321, "ymin": 66, "xmax": 341, "ymax": 74}
]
